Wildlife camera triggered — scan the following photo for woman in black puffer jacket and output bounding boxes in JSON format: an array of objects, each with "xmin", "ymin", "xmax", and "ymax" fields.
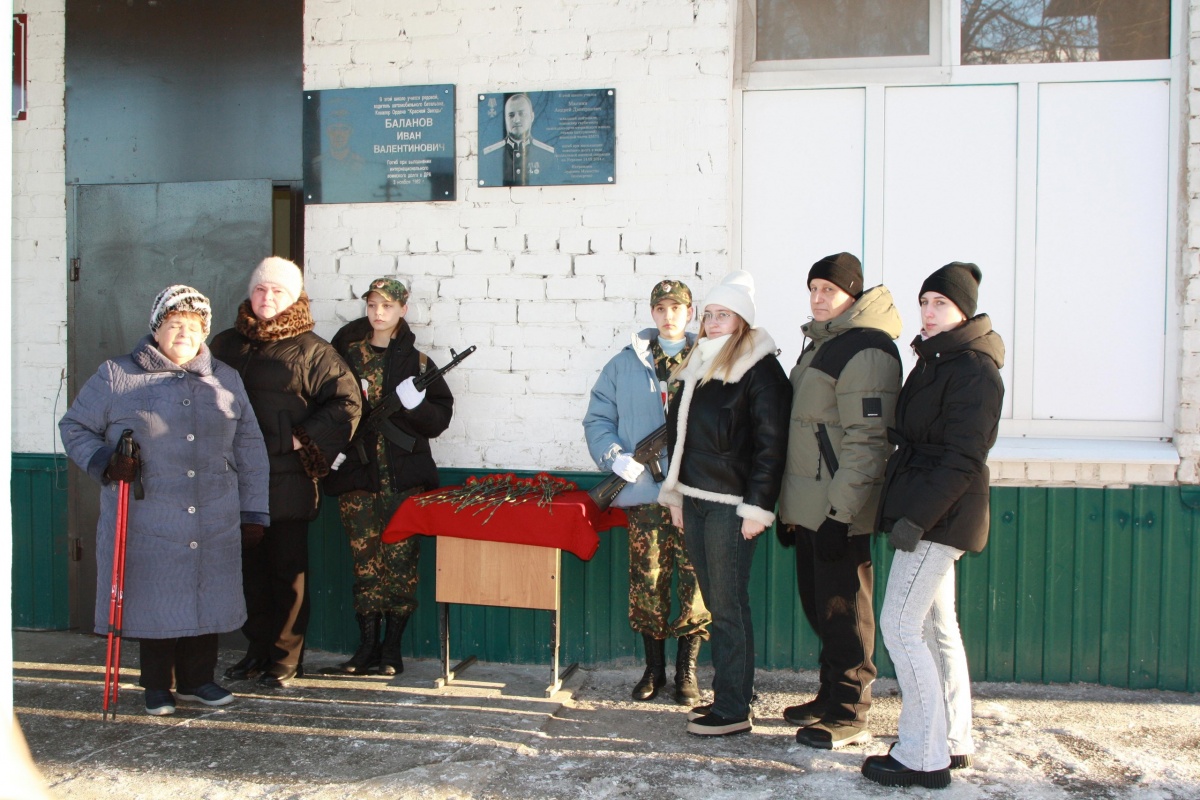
[
  {"xmin": 862, "ymin": 263, "xmax": 1004, "ymax": 790},
  {"xmin": 658, "ymin": 270, "xmax": 792, "ymax": 738},
  {"xmin": 210, "ymin": 257, "xmax": 362, "ymax": 689}
]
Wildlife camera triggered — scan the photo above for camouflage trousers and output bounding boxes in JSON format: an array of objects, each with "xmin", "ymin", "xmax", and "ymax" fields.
[
  {"xmin": 626, "ymin": 503, "xmax": 711, "ymax": 639},
  {"xmin": 338, "ymin": 487, "xmax": 421, "ymax": 616}
]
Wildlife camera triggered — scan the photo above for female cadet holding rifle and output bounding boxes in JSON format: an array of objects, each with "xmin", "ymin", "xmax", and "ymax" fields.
[{"xmin": 322, "ymin": 278, "xmax": 454, "ymax": 677}]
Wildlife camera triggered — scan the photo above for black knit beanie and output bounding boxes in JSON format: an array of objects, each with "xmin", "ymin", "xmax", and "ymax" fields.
[
  {"xmin": 920, "ymin": 262, "xmax": 982, "ymax": 318},
  {"xmin": 807, "ymin": 252, "xmax": 863, "ymax": 298}
]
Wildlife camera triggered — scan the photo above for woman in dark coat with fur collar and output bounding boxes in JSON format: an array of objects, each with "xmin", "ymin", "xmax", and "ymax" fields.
[
  {"xmin": 862, "ymin": 263, "xmax": 1004, "ymax": 790},
  {"xmin": 658, "ymin": 270, "xmax": 792, "ymax": 737},
  {"xmin": 210, "ymin": 257, "xmax": 362, "ymax": 688}
]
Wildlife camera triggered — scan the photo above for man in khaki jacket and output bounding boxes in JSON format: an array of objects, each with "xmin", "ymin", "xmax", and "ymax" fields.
[{"xmin": 778, "ymin": 253, "xmax": 903, "ymax": 750}]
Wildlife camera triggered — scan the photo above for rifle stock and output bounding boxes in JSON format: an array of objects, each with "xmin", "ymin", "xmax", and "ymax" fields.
[{"xmin": 587, "ymin": 424, "xmax": 669, "ymax": 511}]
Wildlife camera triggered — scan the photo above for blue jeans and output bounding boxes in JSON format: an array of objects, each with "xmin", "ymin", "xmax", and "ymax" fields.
[
  {"xmin": 881, "ymin": 540, "xmax": 973, "ymax": 771},
  {"xmin": 682, "ymin": 496, "xmax": 758, "ymax": 719}
]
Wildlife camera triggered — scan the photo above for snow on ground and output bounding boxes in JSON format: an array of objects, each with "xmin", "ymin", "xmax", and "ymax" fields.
[{"xmin": 14, "ymin": 633, "xmax": 1200, "ymax": 800}]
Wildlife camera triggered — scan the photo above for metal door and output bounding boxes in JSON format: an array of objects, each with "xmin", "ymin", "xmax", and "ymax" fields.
[{"xmin": 66, "ymin": 179, "xmax": 273, "ymax": 629}]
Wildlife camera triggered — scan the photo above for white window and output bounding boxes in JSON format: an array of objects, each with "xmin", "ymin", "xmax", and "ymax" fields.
[{"xmin": 740, "ymin": 1, "xmax": 1181, "ymax": 444}]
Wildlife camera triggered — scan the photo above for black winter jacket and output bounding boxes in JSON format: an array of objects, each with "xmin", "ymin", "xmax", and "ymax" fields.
[
  {"xmin": 658, "ymin": 329, "xmax": 793, "ymax": 527},
  {"xmin": 876, "ymin": 314, "xmax": 1005, "ymax": 553},
  {"xmin": 210, "ymin": 295, "xmax": 362, "ymax": 522},
  {"xmin": 323, "ymin": 317, "xmax": 454, "ymax": 496}
]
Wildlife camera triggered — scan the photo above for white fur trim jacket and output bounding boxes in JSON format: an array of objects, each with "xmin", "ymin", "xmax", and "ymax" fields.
[{"xmin": 657, "ymin": 328, "xmax": 793, "ymax": 526}]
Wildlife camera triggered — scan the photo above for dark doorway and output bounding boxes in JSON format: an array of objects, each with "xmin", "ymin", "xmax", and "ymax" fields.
[{"xmin": 64, "ymin": 0, "xmax": 303, "ymax": 630}]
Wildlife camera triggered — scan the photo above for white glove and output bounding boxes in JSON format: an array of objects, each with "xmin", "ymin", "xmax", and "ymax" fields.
[
  {"xmin": 612, "ymin": 452, "xmax": 646, "ymax": 482},
  {"xmin": 395, "ymin": 377, "xmax": 426, "ymax": 410},
  {"xmin": 330, "ymin": 452, "xmax": 347, "ymax": 471}
]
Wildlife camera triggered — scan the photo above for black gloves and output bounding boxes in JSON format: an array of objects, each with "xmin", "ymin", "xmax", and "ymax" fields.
[
  {"xmin": 814, "ymin": 517, "xmax": 850, "ymax": 563},
  {"xmin": 103, "ymin": 449, "xmax": 139, "ymax": 484},
  {"xmin": 776, "ymin": 524, "xmax": 796, "ymax": 548},
  {"xmin": 888, "ymin": 517, "xmax": 924, "ymax": 552},
  {"xmin": 241, "ymin": 523, "xmax": 265, "ymax": 548}
]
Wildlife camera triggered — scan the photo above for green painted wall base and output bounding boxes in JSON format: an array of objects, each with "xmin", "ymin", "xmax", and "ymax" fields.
[{"xmin": 13, "ymin": 454, "xmax": 1200, "ymax": 691}]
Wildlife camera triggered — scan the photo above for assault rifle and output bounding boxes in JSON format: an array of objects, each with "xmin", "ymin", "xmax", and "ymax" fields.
[
  {"xmin": 587, "ymin": 423, "xmax": 669, "ymax": 511},
  {"xmin": 363, "ymin": 345, "xmax": 476, "ymax": 453}
]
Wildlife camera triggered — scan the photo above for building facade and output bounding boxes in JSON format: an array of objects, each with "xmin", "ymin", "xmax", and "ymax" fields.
[{"xmin": 11, "ymin": 0, "xmax": 1200, "ymax": 690}]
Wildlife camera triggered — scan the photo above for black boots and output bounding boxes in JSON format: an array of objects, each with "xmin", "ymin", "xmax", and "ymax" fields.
[
  {"xmin": 224, "ymin": 653, "xmax": 270, "ymax": 681},
  {"xmin": 673, "ymin": 634, "xmax": 702, "ymax": 706},
  {"xmin": 376, "ymin": 612, "xmax": 409, "ymax": 676},
  {"xmin": 632, "ymin": 634, "xmax": 667, "ymax": 701},
  {"xmin": 322, "ymin": 613, "xmax": 382, "ymax": 675}
]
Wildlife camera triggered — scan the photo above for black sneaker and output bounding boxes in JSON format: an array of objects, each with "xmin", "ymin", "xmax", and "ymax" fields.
[
  {"xmin": 861, "ymin": 754, "xmax": 951, "ymax": 789},
  {"xmin": 795, "ymin": 719, "xmax": 871, "ymax": 749},
  {"xmin": 176, "ymin": 682, "xmax": 234, "ymax": 707},
  {"xmin": 144, "ymin": 689, "xmax": 176, "ymax": 716},
  {"xmin": 687, "ymin": 712, "xmax": 752, "ymax": 736},
  {"xmin": 686, "ymin": 703, "xmax": 713, "ymax": 721}
]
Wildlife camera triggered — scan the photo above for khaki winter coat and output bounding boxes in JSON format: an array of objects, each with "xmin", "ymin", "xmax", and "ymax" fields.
[{"xmin": 778, "ymin": 285, "xmax": 903, "ymax": 534}]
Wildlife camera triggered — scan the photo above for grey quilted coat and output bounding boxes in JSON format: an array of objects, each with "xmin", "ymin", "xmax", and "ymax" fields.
[{"xmin": 59, "ymin": 337, "xmax": 270, "ymax": 639}]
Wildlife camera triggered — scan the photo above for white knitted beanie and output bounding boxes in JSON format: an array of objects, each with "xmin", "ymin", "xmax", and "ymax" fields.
[
  {"xmin": 702, "ymin": 270, "xmax": 756, "ymax": 327},
  {"xmin": 247, "ymin": 256, "xmax": 304, "ymax": 304}
]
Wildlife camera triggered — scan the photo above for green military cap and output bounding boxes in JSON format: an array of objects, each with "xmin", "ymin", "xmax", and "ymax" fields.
[
  {"xmin": 364, "ymin": 277, "xmax": 409, "ymax": 305},
  {"xmin": 650, "ymin": 279, "xmax": 692, "ymax": 307}
]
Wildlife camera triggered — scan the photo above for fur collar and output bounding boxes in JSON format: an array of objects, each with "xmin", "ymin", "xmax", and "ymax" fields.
[
  {"xmin": 234, "ymin": 293, "xmax": 315, "ymax": 342},
  {"xmin": 676, "ymin": 328, "xmax": 778, "ymax": 385}
]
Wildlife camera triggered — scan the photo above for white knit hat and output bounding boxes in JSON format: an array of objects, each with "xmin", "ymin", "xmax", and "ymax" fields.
[
  {"xmin": 247, "ymin": 256, "xmax": 304, "ymax": 304},
  {"xmin": 149, "ymin": 285, "xmax": 212, "ymax": 335},
  {"xmin": 702, "ymin": 270, "xmax": 756, "ymax": 327}
]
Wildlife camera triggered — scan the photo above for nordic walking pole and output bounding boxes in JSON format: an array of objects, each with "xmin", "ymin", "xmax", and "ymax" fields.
[{"xmin": 103, "ymin": 429, "xmax": 136, "ymax": 721}]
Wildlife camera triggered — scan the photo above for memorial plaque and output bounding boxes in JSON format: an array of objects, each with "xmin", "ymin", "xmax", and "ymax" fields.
[
  {"xmin": 303, "ymin": 85, "xmax": 456, "ymax": 204},
  {"xmin": 477, "ymin": 88, "xmax": 615, "ymax": 187}
]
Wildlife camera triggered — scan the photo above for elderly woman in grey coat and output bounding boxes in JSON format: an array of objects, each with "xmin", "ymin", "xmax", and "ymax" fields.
[{"xmin": 60, "ymin": 285, "xmax": 270, "ymax": 716}]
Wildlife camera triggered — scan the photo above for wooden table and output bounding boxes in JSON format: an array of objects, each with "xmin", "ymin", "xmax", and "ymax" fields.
[{"xmin": 383, "ymin": 488, "xmax": 625, "ymax": 697}]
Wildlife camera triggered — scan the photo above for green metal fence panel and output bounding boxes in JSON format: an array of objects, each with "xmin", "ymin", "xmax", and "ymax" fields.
[
  {"xmin": 11, "ymin": 454, "xmax": 70, "ymax": 631},
  {"xmin": 14, "ymin": 453, "xmax": 1200, "ymax": 691}
]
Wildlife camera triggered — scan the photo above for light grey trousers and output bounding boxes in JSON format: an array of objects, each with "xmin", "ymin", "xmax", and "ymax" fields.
[{"xmin": 881, "ymin": 540, "xmax": 975, "ymax": 771}]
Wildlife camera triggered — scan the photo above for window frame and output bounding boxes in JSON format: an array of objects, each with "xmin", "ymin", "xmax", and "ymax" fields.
[{"xmin": 734, "ymin": 0, "xmax": 1186, "ymax": 443}]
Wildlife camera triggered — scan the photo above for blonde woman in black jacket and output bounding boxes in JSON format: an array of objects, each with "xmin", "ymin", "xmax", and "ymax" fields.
[
  {"xmin": 658, "ymin": 270, "xmax": 792, "ymax": 737},
  {"xmin": 862, "ymin": 263, "xmax": 1004, "ymax": 790}
]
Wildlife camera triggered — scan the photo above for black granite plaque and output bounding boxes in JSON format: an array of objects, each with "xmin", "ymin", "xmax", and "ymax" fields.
[
  {"xmin": 304, "ymin": 85, "xmax": 456, "ymax": 204},
  {"xmin": 477, "ymin": 88, "xmax": 615, "ymax": 187}
]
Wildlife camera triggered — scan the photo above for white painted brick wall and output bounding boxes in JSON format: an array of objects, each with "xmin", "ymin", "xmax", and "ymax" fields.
[
  {"xmin": 303, "ymin": 0, "xmax": 737, "ymax": 470},
  {"xmin": 12, "ymin": 0, "xmax": 68, "ymax": 455},
  {"xmin": 10, "ymin": 0, "xmax": 1200, "ymax": 489}
]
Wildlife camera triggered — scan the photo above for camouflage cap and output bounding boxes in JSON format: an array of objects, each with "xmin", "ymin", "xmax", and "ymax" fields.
[
  {"xmin": 650, "ymin": 279, "xmax": 692, "ymax": 307},
  {"xmin": 364, "ymin": 277, "xmax": 409, "ymax": 305}
]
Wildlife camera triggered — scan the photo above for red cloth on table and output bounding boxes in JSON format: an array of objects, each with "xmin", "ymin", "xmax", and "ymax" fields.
[{"xmin": 382, "ymin": 489, "xmax": 627, "ymax": 561}]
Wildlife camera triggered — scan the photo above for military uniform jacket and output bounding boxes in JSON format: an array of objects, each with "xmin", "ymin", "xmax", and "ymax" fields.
[{"xmin": 778, "ymin": 286, "xmax": 903, "ymax": 534}]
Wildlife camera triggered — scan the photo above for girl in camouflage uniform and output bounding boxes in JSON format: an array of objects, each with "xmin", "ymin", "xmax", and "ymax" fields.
[
  {"xmin": 584, "ymin": 280, "xmax": 711, "ymax": 704},
  {"xmin": 323, "ymin": 278, "xmax": 454, "ymax": 676}
]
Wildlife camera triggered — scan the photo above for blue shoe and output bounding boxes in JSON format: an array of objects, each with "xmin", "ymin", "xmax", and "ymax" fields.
[
  {"xmin": 175, "ymin": 682, "xmax": 234, "ymax": 707},
  {"xmin": 145, "ymin": 689, "xmax": 176, "ymax": 716}
]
